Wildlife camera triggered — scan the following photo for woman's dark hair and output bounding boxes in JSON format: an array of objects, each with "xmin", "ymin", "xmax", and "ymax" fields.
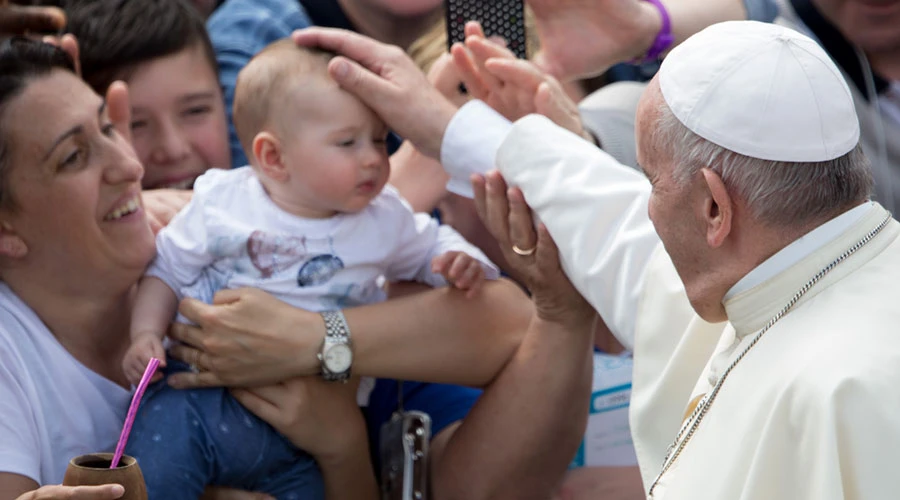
[{"xmin": 0, "ymin": 37, "xmax": 76, "ymax": 211}]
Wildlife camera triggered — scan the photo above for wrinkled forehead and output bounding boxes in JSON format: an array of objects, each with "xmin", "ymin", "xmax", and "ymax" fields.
[{"xmin": 2, "ymin": 70, "xmax": 102, "ymax": 162}]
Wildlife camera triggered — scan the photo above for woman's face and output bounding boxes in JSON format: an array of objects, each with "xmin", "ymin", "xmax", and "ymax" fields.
[
  {"xmin": 0, "ymin": 69, "xmax": 156, "ymax": 285},
  {"xmin": 127, "ymin": 44, "xmax": 231, "ymax": 189}
]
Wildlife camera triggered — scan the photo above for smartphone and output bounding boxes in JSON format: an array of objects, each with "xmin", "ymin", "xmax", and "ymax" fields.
[
  {"xmin": 445, "ymin": 0, "xmax": 527, "ymax": 59},
  {"xmin": 380, "ymin": 410, "xmax": 431, "ymax": 500}
]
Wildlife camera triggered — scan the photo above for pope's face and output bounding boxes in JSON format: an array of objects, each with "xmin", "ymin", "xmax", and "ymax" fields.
[
  {"xmin": 812, "ymin": 0, "xmax": 900, "ymax": 55},
  {"xmin": 636, "ymin": 82, "xmax": 716, "ymax": 316}
]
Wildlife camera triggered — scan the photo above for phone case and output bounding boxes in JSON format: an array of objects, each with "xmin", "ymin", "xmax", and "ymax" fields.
[
  {"xmin": 380, "ymin": 411, "xmax": 432, "ymax": 500},
  {"xmin": 445, "ymin": 0, "xmax": 527, "ymax": 59}
]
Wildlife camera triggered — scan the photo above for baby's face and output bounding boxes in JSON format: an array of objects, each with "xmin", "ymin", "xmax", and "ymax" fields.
[{"xmin": 275, "ymin": 84, "xmax": 391, "ymax": 217}]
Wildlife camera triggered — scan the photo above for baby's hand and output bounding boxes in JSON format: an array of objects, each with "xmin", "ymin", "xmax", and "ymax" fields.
[
  {"xmin": 432, "ymin": 251, "xmax": 486, "ymax": 298},
  {"xmin": 123, "ymin": 333, "xmax": 166, "ymax": 386}
]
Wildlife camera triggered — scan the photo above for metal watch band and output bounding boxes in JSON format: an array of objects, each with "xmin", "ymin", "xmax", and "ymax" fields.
[{"xmin": 319, "ymin": 310, "xmax": 352, "ymax": 382}]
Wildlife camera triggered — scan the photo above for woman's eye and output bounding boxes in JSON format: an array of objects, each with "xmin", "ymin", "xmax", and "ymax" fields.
[
  {"xmin": 338, "ymin": 139, "xmax": 355, "ymax": 147},
  {"xmin": 131, "ymin": 120, "xmax": 148, "ymax": 131},
  {"xmin": 60, "ymin": 148, "xmax": 83, "ymax": 170}
]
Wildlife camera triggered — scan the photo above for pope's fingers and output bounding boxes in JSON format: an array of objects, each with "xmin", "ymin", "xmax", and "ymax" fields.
[
  {"xmin": 471, "ymin": 174, "xmax": 490, "ymax": 223},
  {"xmin": 534, "ymin": 222, "xmax": 563, "ymax": 273},
  {"xmin": 451, "ymin": 43, "xmax": 490, "ymax": 100},
  {"xmin": 485, "ymin": 58, "xmax": 546, "ymax": 92},
  {"xmin": 177, "ymin": 297, "xmax": 216, "ymax": 327},
  {"xmin": 291, "ymin": 27, "xmax": 392, "ymax": 71}
]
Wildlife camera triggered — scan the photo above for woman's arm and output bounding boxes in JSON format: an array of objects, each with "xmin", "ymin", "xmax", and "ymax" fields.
[
  {"xmin": 166, "ymin": 277, "xmax": 530, "ymax": 389},
  {"xmin": 4, "ymin": 473, "xmax": 125, "ymax": 500}
]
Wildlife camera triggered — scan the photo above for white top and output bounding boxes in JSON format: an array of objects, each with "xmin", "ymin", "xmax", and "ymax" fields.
[
  {"xmin": 0, "ymin": 283, "xmax": 131, "ymax": 485},
  {"xmin": 442, "ymin": 105, "xmax": 900, "ymax": 498},
  {"xmin": 149, "ymin": 167, "xmax": 498, "ymax": 315}
]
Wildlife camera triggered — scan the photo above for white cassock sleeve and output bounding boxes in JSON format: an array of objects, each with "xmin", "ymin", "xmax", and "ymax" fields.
[{"xmin": 441, "ymin": 100, "xmax": 660, "ymax": 349}]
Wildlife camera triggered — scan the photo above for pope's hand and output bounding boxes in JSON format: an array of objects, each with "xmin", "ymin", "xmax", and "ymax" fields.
[{"xmin": 291, "ymin": 27, "xmax": 458, "ymax": 160}]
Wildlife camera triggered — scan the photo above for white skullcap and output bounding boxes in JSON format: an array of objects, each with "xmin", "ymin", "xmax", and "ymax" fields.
[{"xmin": 658, "ymin": 20, "xmax": 859, "ymax": 162}]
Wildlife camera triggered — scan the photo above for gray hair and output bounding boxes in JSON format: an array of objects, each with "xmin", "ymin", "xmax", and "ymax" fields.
[{"xmin": 651, "ymin": 98, "xmax": 873, "ymax": 227}]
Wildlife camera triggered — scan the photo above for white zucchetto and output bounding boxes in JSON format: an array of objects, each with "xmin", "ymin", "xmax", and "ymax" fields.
[{"xmin": 658, "ymin": 21, "xmax": 859, "ymax": 162}]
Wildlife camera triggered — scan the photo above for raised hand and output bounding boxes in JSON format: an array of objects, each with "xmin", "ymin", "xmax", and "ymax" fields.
[
  {"xmin": 452, "ymin": 24, "xmax": 591, "ymax": 141},
  {"xmin": 526, "ymin": 0, "xmax": 661, "ymax": 80}
]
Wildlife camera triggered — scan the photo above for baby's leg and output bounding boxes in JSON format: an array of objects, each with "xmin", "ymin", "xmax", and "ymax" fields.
[{"xmin": 127, "ymin": 371, "xmax": 323, "ymax": 499}]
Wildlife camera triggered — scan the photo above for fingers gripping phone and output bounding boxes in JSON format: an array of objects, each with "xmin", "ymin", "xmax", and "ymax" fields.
[{"xmin": 445, "ymin": 0, "xmax": 527, "ymax": 59}]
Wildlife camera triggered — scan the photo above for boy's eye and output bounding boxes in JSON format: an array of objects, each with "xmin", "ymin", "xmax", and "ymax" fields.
[
  {"xmin": 183, "ymin": 105, "xmax": 211, "ymax": 117},
  {"xmin": 131, "ymin": 120, "xmax": 148, "ymax": 131}
]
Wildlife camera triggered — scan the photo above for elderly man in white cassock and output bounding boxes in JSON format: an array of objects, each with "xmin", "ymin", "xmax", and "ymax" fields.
[{"xmin": 292, "ymin": 18, "xmax": 900, "ymax": 500}]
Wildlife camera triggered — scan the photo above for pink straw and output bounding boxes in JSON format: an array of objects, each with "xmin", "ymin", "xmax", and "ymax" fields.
[{"xmin": 110, "ymin": 357, "xmax": 161, "ymax": 469}]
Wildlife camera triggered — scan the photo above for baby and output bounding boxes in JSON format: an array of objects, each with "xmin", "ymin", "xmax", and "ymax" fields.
[{"xmin": 122, "ymin": 39, "xmax": 498, "ymax": 499}]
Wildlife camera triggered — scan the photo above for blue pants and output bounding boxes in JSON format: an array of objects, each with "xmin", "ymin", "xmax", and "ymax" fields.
[{"xmin": 126, "ymin": 362, "xmax": 323, "ymax": 500}]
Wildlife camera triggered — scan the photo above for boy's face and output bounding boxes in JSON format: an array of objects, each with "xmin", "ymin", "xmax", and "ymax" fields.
[
  {"xmin": 127, "ymin": 44, "xmax": 231, "ymax": 190},
  {"xmin": 271, "ymin": 83, "xmax": 391, "ymax": 218}
]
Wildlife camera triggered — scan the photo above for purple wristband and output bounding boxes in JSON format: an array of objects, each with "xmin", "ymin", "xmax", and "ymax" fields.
[{"xmin": 637, "ymin": 0, "xmax": 673, "ymax": 63}]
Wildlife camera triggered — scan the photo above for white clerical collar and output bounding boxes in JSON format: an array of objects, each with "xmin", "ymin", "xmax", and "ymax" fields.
[{"xmin": 724, "ymin": 201, "xmax": 875, "ymax": 300}]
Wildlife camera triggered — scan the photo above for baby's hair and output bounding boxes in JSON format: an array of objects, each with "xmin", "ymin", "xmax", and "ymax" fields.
[{"xmin": 233, "ymin": 39, "xmax": 335, "ymax": 160}]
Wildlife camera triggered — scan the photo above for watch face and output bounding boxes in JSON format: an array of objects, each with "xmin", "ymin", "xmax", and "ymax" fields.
[{"xmin": 324, "ymin": 344, "xmax": 353, "ymax": 373}]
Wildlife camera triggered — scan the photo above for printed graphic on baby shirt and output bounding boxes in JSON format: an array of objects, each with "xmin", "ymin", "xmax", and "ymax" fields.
[{"xmin": 246, "ymin": 230, "xmax": 307, "ymax": 278}]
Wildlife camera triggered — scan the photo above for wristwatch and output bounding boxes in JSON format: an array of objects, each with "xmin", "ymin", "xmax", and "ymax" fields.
[{"xmin": 317, "ymin": 310, "xmax": 353, "ymax": 382}]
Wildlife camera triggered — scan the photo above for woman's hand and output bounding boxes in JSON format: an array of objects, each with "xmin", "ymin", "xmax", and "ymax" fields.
[
  {"xmin": 15, "ymin": 484, "xmax": 124, "ymax": 500},
  {"xmin": 232, "ymin": 377, "xmax": 367, "ymax": 462},
  {"xmin": 526, "ymin": 0, "xmax": 661, "ymax": 80},
  {"xmin": 0, "ymin": 1, "xmax": 65, "ymax": 37},
  {"xmin": 166, "ymin": 288, "xmax": 322, "ymax": 388},
  {"xmin": 472, "ymin": 170, "xmax": 595, "ymax": 330},
  {"xmin": 232, "ymin": 377, "xmax": 379, "ymax": 500}
]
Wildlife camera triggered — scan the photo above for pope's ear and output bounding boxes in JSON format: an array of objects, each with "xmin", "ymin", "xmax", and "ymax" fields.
[
  {"xmin": 0, "ymin": 222, "xmax": 27, "ymax": 259},
  {"xmin": 700, "ymin": 167, "xmax": 732, "ymax": 248}
]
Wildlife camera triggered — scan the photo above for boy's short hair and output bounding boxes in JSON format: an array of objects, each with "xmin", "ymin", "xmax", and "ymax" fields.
[
  {"xmin": 57, "ymin": 0, "xmax": 218, "ymax": 94},
  {"xmin": 233, "ymin": 39, "xmax": 333, "ymax": 161}
]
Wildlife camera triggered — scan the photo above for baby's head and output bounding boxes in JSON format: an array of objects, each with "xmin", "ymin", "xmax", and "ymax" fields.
[{"xmin": 234, "ymin": 39, "xmax": 391, "ymax": 219}]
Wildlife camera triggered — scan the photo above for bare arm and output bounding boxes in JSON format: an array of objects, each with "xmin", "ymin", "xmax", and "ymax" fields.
[
  {"xmin": 130, "ymin": 276, "xmax": 178, "ymax": 342},
  {"xmin": 3, "ymin": 473, "xmax": 125, "ymax": 500},
  {"xmin": 167, "ymin": 278, "xmax": 529, "ymax": 388}
]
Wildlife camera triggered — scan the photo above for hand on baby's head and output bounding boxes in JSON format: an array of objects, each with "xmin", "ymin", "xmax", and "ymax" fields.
[{"xmin": 432, "ymin": 251, "xmax": 487, "ymax": 298}]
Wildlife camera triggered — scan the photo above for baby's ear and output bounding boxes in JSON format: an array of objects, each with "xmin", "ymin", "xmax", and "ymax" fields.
[
  {"xmin": 252, "ymin": 131, "xmax": 289, "ymax": 182},
  {"xmin": 0, "ymin": 221, "xmax": 27, "ymax": 259}
]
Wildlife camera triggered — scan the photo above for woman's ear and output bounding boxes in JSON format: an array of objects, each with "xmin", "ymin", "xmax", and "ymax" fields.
[
  {"xmin": 252, "ymin": 132, "xmax": 289, "ymax": 182},
  {"xmin": 0, "ymin": 222, "xmax": 27, "ymax": 259}
]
